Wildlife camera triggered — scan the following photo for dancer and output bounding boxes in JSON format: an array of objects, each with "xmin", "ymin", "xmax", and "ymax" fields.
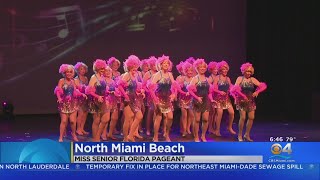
[
  {"xmin": 143, "ymin": 56, "xmax": 158, "ymax": 136},
  {"xmin": 177, "ymin": 62, "xmax": 193, "ymax": 137},
  {"xmin": 231, "ymin": 63, "xmax": 267, "ymax": 141},
  {"xmin": 187, "ymin": 59, "xmax": 213, "ymax": 142},
  {"xmin": 213, "ymin": 61, "xmax": 236, "ymax": 137},
  {"xmin": 107, "ymin": 57, "xmax": 121, "ymax": 134},
  {"xmin": 207, "ymin": 61, "xmax": 218, "ymax": 134},
  {"xmin": 101, "ymin": 66, "xmax": 121, "ymax": 140},
  {"xmin": 148, "ymin": 55, "xmax": 175, "ymax": 142},
  {"xmin": 135, "ymin": 58, "xmax": 149, "ymax": 136},
  {"xmin": 86, "ymin": 59, "xmax": 109, "ymax": 142},
  {"xmin": 118, "ymin": 55, "xmax": 145, "ymax": 142},
  {"xmin": 175, "ymin": 61, "xmax": 185, "ymax": 134},
  {"xmin": 54, "ymin": 64, "xmax": 86, "ymax": 142},
  {"xmin": 74, "ymin": 62, "xmax": 89, "ymax": 135}
]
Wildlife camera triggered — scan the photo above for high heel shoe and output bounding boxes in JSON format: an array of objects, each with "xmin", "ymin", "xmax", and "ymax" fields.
[
  {"xmin": 244, "ymin": 135, "xmax": 253, "ymax": 142},
  {"xmin": 165, "ymin": 136, "xmax": 171, "ymax": 142},
  {"xmin": 163, "ymin": 132, "xmax": 167, "ymax": 138},
  {"xmin": 127, "ymin": 135, "xmax": 135, "ymax": 142},
  {"xmin": 194, "ymin": 137, "xmax": 200, "ymax": 142},
  {"xmin": 200, "ymin": 136, "xmax": 207, "ymax": 142},
  {"xmin": 82, "ymin": 130, "xmax": 89, "ymax": 135},
  {"xmin": 107, "ymin": 135, "xmax": 117, "ymax": 140},
  {"xmin": 238, "ymin": 136, "xmax": 243, "ymax": 142},
  {"xmin": 214, "ymin": 131, "xmax": 222, "ymax": 137},
  {"xmin": 134, "ymin": 133, "xmax": 143, "ymax": 139},
  {"xmin": 101, "ymin": 136, "xmax": 107, "ymax": 141},
  {"xmin": 227, "ymin": 128, "xmax": 236, "ymax": 135},
  {"xmin": 72, "ymin": 135, "xmax": 79, "ymax": 142}
]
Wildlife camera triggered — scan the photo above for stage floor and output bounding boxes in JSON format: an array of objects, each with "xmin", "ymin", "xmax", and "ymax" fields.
[{"xmin": 0, "ymin": 114, "xmax": 319, "ymax": 142}]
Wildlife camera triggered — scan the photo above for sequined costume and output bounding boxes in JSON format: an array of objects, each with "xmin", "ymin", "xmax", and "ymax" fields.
[
  {"xmin": 75, "ymin": 76, "xmax": 89, "ymax": 112},
  {"xmin": 123, "ymin": 76, "xmax": 142, "ymax": 113},
  {"xmin": 136, "ymin": 72, "xmax": 145, "ymax": 111},
  {"xmin": 58, "ymin": 79, "xmax": 78, "ymax": 113},
  {"xmin": 145, "ymin": 71, "xmax": 154, "ymax": 108},
  {"xmin": 105, "ymin": 80, "xmax": 118, "ymax": 112},
  {"xmin": 214, "ymin": 75, "xmax": 232, "ymax": 109},
  {"xmin": 112, "ymin": 72, "xmax": 122, "ymax": 110},
  {"xmin": 88, "ymin": 75, "xmax": 108, "ymax": 114},
  {"xmin": 192, "ymin": 76, "xmax": 210, "ymax": 112},
  {"xmin": 235, "ymin": 77, "xmax": 256, "ymax": 112},
  {"xmin": 208, "ymin": 74, "xmax": 217, "ymax": 107},
  {"xmin": 155, "ymin": 72, "xmax": 173, "ymax": 113},
  {"xmin": 178, "ymin": 77, "xmax": 192, "ymax": 109}
]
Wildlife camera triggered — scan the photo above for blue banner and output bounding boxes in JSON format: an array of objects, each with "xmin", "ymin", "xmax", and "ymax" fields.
[
  {"xmin": 0, "ymin": 163, "xmax": 318, "ymax": 171},
  {"xmin": 71, "ymin": 142, "xmax": 320, "ymax": 163},
  {"xmin": 0, "ymin": 140, "xmax": 320, "ymax": 179},
  {"xmin": 1, "ymin": 140, "xmax": 320, "ymax": 163},
  {"xmin": 0, "ymin": 163, "xmax": 319, "ymax": 180}
]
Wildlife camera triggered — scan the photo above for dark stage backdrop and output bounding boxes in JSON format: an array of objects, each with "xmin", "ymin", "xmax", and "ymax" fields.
[
  {"xmin": 0, "ymin": 0, "xmax": 246, "ymax": 114},
  {"xmin": 247, "ymin": 0, "xmax": 315, "ymax": 122}
]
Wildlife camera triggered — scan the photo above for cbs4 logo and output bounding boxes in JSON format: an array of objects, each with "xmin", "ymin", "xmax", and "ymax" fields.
[{"xmin": 271, "ymin": 143, "xmax": 292, "ymax": 155}]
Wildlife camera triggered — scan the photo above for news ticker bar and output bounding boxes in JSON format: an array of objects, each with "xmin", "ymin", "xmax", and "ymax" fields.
[
  {"xmin": 72, "ymin": 155, "xmax": 263, "ymax": 163},
  {"xmin": 0, "ymin": 163, "xmax": 318, "ymax": 171}
]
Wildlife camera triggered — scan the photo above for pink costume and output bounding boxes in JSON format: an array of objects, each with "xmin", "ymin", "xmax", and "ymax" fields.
[
  {"xmin": 213, "ymin": 61, "xmax": 232, "ymax": 109},
  {"xmin": 144, "ymin": 56, "xmax": 158, "ymax": 109},
  {"xmin": 178, "ymin": 77, "xmax": 192, "ymax": 109},
  {"xmin": 54, "ymin": 64, "xmax": 80, "ymax": 114},
  {"xmin": 118, "ymin": 55, "xmax": 143, "ymax": 113},
  {"xmin": 188, "ymin": 76, "xmax": 211, "ymax": 112},
  {"xmin": 178, "ymin": 62, "xmax": 192, "ymax": 109},
  {"xmin": 213, "ymin": 75, "xmax": 232, "ymax": 109},
  {"xmin": 55, "ymin": 79, "xmax": 78, "ymax": 113},
  {"xmin": 86, "ymin": 59, "xmax": 108, "ymax": 114},
  {"xmin": 232, "ymin": 63, "xmax": 267, "ymax": 112},
  {"xmin": 74, "ymin": 62, "xmax": 89, "ymax": 112},
  {"xmin": 105, "ymin": 79, "xmax": 119, "ymax": 112},
  {"xmin": 86, "ymin": 75, "xmax": 108, "ymax": 114},
  {"xmin": 75, "ymin": 77, "xmax": 89, "ymax": 112},
  {"xmin": 154, "ymin": 71, "xmax": 173, "ymax": 113},
  {"xmin": 118, "ymin": 76, "xmax": 143, "ymax": 113}
]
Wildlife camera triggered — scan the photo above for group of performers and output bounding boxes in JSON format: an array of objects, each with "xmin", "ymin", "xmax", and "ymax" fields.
[{"xmin": 54, "ymin": 55, "xmax": 267, "ymax": 142}]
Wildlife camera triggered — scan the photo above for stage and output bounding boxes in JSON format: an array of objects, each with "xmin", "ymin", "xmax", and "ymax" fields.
[{"xmin": 1, "ymin": 114, "xmax": 319, "ymax": 142}]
